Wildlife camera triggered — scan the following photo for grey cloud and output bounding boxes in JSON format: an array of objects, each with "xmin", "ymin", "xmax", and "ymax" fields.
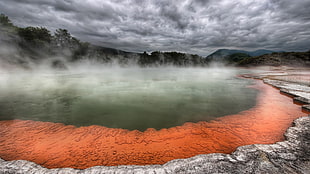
[
  {"xmin": 272, "ymin": 0, "xmax": 310, "ymax": 21},
  {"xmin": 158, "ymin": 1, "xmax": 190, "ymax": 30},
  {"xmin": 0, "ymin": 0, "xmax": 310, "ymax": 56}
]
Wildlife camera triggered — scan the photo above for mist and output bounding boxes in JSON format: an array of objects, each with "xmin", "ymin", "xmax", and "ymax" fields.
[
  {"xmin": 0, "ymin": 60, "xmax": 258, "ymax": 131},
  {"xmin": 0, "ymin": 14, "xmax": 260, "ymax": 131}
]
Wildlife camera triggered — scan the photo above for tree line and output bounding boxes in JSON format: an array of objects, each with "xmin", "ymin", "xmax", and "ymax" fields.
[
  {"xmin": 1, "ymin": 14, "xmax": 89, "ymax": 61},
  {"xmin": 0, "ymin": 14, "xmax": 209, "ymax": 67}
]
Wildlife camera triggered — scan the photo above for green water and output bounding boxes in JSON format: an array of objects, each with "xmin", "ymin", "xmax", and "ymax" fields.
[{"xmin": 0, "ymin": 67, "xmax": 258, "ymax": 131}]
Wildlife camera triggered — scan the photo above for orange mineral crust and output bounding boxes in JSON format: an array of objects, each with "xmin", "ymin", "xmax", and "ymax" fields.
[{"xmin": 0, "ymin": 80, "xmax": 307, "ymax": 169}]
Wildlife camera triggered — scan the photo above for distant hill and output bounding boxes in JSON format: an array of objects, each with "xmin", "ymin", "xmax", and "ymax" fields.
[
  {"xmin": 206, "ymin": 49, "xmax": 278, "ymax": 60},
  {"xmin": 205, "ymin": 49, "xmax": 310, "ymax": 67},
  {"xmin": 238, "ymin": 51, "xmax": 310, "ymax": 67}
]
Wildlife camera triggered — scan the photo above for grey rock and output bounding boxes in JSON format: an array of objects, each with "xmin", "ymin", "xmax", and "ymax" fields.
[
  {"xmin": 263, "ymin": 79, "xmax": 310, "ymax": 103},
  {"xmin": 294, "ymin": 97, "xmax": 310, "ymax": 105},
  {"xmin": 302, "ymin": 105, "xmax": 310, "ymax": 113}
]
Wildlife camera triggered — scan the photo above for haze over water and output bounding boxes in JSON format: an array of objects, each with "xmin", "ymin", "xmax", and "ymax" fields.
[{"xmin": 0, "ymin": 67, "xmax": 258, "ymax": 131}]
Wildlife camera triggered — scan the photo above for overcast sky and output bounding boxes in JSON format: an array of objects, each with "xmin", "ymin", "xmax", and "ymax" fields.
[{"xmin": 1, "ymin": 0, "xmax": 310, "ymax": 56}]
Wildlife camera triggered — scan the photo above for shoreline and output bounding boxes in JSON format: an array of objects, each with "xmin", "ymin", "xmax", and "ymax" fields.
[
  {"xmin": 0, "ymin": 116, "xmax": 308, "ymax": 173},
  {"xmin": 0, "ymin": 68, "xmax": 309, "ymax": 173}
]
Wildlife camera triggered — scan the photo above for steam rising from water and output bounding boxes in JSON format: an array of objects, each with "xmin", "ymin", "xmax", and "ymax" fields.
[{"xmin": 0, "ymin": 66, "xmax": 257, "ymax": 131}]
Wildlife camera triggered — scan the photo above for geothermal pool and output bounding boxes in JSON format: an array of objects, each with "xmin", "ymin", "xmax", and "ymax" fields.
[
  {"xmin": 0, "ymin": 67, "xmax": 307, "ymax": 169},
  {"xmin": 0, "ymin": 67, "xmax": 257, "ymax": 131}
]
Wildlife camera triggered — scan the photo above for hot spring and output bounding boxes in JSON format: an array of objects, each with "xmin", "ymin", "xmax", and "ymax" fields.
[
  {"xmin": 0, "ymin": 66, "xmax": 307, "ymax": 169},
  {"xmin": 0, "ymin": 67, "xmax": 258, "ymax": 131}
]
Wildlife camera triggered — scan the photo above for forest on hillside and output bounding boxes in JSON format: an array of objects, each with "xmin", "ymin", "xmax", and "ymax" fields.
[{"xmin": 0, "ymin": 14, "xmax": 209, "ymax": 69}]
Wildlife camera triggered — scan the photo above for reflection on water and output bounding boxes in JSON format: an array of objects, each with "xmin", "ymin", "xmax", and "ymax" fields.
[{"xmin": 0, "ymin": 67, "xmax": 257, "ymax": 130}]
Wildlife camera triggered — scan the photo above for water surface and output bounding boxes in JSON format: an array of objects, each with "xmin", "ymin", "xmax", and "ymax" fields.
[{"xmin": 0, "ymin": 67, "xmax": 257, "ymax": 131}]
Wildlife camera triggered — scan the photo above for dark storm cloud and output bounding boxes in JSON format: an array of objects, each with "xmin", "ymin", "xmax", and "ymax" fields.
[
  {"xmin": 1, "ymin": 0, "xmax": 310, "ymax": 55},
  {"xmin": 271, "ymin": 0, "xmax": 310, "ymax": 21}
]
